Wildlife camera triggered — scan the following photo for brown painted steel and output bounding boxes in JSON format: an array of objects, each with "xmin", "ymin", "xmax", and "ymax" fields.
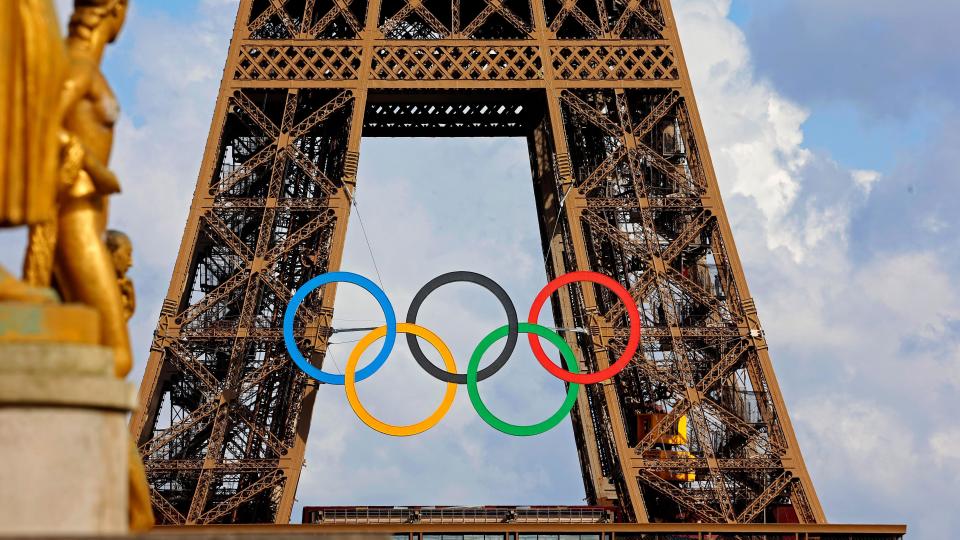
[
  {"xmin": 132, "ymin": 0, "xmax": 826, "ymax": 526},
  {"xmin": 153, "ymin": 523, "xmax": 906, "ymax": 538}
]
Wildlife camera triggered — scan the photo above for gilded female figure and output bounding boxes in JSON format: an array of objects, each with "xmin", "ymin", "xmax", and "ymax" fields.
[
  {"xmin": 0, "ymin": 0, "xmax": 67, "ymax": 302},
  {"xmin": 52, "ymin": 0, "xmax": 133, "ymax": 377}
]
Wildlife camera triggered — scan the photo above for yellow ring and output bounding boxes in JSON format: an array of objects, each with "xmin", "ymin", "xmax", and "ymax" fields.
[{"xmin": 344, "ymin": 322, "xmax": 457, "ymax": 437}]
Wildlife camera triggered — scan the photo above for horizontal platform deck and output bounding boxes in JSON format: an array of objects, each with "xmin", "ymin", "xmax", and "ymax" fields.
[{"xmin": 150, "ymin": 522, "xmax": 907, "ymax": 540}]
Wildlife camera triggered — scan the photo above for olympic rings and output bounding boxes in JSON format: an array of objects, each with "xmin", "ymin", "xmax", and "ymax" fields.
[
  {"xmin": 527, "ymin": 271, "xmax": 640, "ymax": 385},
  {"xmin": 406, "ymin": 271, "xmax": 518, "ymax": 384},
  {"xmin": 467, "ymin": 323, "xmax": 580, "ymax": 437},
  {"xmin": 283, "ymin": 271, "xmax": 397, "ymax": 385},
  {"xmin": 345, "ymin": 323, "xmax": 457, "ymax": 437},
  {"xmin": 283, "ymin": 269, "xmax": 642, "ymax": 437}
]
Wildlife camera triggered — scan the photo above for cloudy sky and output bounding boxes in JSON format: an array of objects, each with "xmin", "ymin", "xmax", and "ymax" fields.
[{"xmin": 7, "ymin": 0, "xmax": 957, "ymax": 536}]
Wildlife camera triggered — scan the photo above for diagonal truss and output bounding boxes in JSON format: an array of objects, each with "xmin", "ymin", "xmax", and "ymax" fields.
[{"xmin": 132, "ymin": 0, "xmax": 825, "ymax": 526}]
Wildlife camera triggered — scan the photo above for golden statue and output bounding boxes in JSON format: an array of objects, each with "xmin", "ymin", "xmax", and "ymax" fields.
[
  {"xmin": 0, "ymin": 0, "xmax": 153, "ymax": 531},
  {"xmin": 39, "ymin": 0, "xmax": 133, "ymax": 378},
  {"xmin": 0, "ymin": 0, "xmax": 68, "ymax": 304},
  {"xmin": 0, "ymin": 0, "xmax": 66, "ymax": 229},
  {"xmin": 106, "ymin": 230, "xmax": 135, "ymax": 320}
]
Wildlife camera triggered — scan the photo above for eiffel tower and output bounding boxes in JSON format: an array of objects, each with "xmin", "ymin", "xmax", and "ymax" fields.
[{"xmin": 132, "ymin": 0, "xmax": 828, "ymax": 526}]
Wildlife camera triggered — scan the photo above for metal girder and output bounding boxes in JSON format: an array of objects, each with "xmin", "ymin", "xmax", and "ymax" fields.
[
  {"xmin": 736, "ymin": 471, "xmax": 793, "ymax": 523},
  {"xmin": 289, "ymin": 90, "xmax": 354, "ymax": 140},
  {"xmin": 197, "ymin": 470, "xmax": 285, "ymax": 524},
  {"xmin": 578, "ymin": 145, "xmax": 627, "ymax": 194},
  {"xmin": 149, "ymin": 487, "xmax": 185, "ymax": 524},
  {"xmin": 257, "ymin": 272, "xmax": 319, "ymax": 323},
  {"xmin": 283, "ymin": 147, "xmax": 337, "ymax": 196},
  {"xmin": 381, "ymin": 0, "xmax": 449, "ymax": 38},
  {"xmin": 636, "ymin": 457, "xmax": 783, "ymax": 472},
  {"xmin": 604, "ymin": 271, "xmax": 655, "ymax": 324},
  {"xmin": 560, "ymin": 90, "xmax": 624, "ymax": 139},
  {"xmin": 790, "ymin": 478, "xmax": 818, "ymax": 524},
  {"xmin": 460, "ymin": 0, "xmax": 531, "ymax": 37},
  {"xmin": 165, "ymin": 341, "xmax": 219, "ymax": 394},
  {"xmin": 240, "ymin": 355, "xmax": 290, "ymax": 395},
  {"xmin": 612, "ymin": 2, "xmax": 665, "ymax": 37},
  {"xmin": 548, "ymin": 0, "xmax": 602, "ymax": 36},
  {"xmin": 581, "ymin": 209, "xmax": 652, "ymax": 261},
  {"xmin": 665, "ymin": 265, "xmax": 737, "ymax": 323},
  {"xmin": 203, "ymin": 213, "xmax": 255, "ymax": 262},
  {"xmin": 231, "ymin": 92, "xmax": 280, "ymax": 139},
  {"xmin": 638, "ymin": 469, "xmax": 726, "ymax": 523},
  {"xmin": 695, "ymin": 340, "xmax": 749, "ymax": 394},
  {"xmin": 214, "ymin": 144, "xmax": 277, "ymax": 196},
  {"xmin": 140, "ymin": 399, "xmax": 220, "ymax": 458},
  {"xmin": 661, "ymin": 210, "xmax": 711, "ymax": 264},
  {"xmin": 626, "ymin": 354, "xmax": 685, "ymax": 395},
  {"xmin": 310, "ymin": 0, "xmax": 363, "ymax": 36},
  {"xmin": 635, "ymin": 402, "xmax": 690, "ymax": 453},
  {"xmin": 175, "ymin": 270, "xmax": 250, "ymax": 329},
  {"xmin": 146, "ymin": 459, "xmax": 281, "ymax": 473},
  {"xmin": 248, "ymin": 0, "xmax": 299, "ymax": 37}
]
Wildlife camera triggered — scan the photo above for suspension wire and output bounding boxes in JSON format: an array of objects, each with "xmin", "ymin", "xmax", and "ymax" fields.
[
  {"xmin": 331, "ymin": 326, "xmax": 380, "ymax": 334},
  {"xmin": 541, "ymin": 184, "xmax": 574, "ymax": 266},
  {"xmin": 554, "ymin": 327, "xmax": 590, "ymax": 334},
  {"xmin": 324, "ymin": 349, "xmax": 343, "ymax": 375},
  {"xmin": 535, "ymin": 185, "xmax": 574, "ymax": 333},
  {"xmin": 345, "ymin": 185, "xmax": 386, "ymax": 292},
  {"xmin": 311, "ymin": 187, "xmax": 385, "ymax": 373},
  {"xmin": 327, "ymin": 338, "xmax": 365, "ymax": 346}
]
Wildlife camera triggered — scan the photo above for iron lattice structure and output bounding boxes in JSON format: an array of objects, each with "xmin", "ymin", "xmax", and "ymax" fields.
[{"xmin": 133, "ymin": 0, "xmax": 826, "ymax": 526}]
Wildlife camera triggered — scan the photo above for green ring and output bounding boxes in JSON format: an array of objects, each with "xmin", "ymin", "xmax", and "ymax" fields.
[{"xmin": 467, "ymin": 322, "xmax": 581, "ymax": 436}]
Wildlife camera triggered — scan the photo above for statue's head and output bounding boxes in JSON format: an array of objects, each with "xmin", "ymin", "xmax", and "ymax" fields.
[
  {"xmin": 105, "ymin": 230, "xmax": 133, "ymax": 275},
  {"xmin": 70, "ymin": 0, "xmax": 129, "ymax": 44}
]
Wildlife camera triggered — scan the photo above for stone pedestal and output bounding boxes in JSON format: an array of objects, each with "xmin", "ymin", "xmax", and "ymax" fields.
[{"xmin": 0, "ymin": 303, "xmax": 135, "ymax": 535}]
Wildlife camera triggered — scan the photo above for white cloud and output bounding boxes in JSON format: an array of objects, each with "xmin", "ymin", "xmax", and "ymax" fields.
[
  {"xmin": 858, "ymin": 253, "xmax": 956, "ymax": 332},
  {"xmin": 794, "ymin": 397, "xmax": 919, "ymax": 496},
  {"xmin": 852, "ymin": 169, "xmax": 881, "ymax": 193},
  {"xmin": 930, "ymin": 428, "xmax": 960, "ymax": 470},
  {"xmin": 673, "ymin": 0, "xmax": 819, "ymax": 260}
]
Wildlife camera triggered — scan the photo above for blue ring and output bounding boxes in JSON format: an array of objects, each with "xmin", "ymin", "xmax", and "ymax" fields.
[{"xmin": 283, "ymin": 272, "xmax": 396, "ymax": 385}]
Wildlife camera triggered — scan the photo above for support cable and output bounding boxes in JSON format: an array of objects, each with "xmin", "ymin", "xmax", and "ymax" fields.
[
  {"xmin": 345, "ymin": 186, "xmax": 386, "ymax": 292},
  {"xmin": 542, "ymin": 184, "xmax": 575, "ymax": 266},
  {"xmin": 321, "ymin": 186, "xmax": 388, "ymax": 378}
]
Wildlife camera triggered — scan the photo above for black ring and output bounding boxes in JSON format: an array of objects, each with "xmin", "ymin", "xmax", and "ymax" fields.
[{"xmin": 406, "ymin": 271, "xmax": 518, "ymax": 384}]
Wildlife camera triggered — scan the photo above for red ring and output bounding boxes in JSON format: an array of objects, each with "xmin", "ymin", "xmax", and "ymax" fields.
[{"xmin": 527, "ymin": 271, "xmax": 641, "ymax": 384}]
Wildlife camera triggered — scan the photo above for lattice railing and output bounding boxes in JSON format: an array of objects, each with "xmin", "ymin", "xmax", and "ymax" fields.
[
  {"xmin": 235, "ymin": 45, "xmax": 363, "ymax": 80},
  {"xmin": 551, "ymin": 45, "xmax": 677, "ymax": 80},
  {"xmin": 371, "ymin": 45, "xmax": 542, "ymax": 80},
  {"xmin": 232, "ymin": 43, "xmax": 681, "ymax": 83}
]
